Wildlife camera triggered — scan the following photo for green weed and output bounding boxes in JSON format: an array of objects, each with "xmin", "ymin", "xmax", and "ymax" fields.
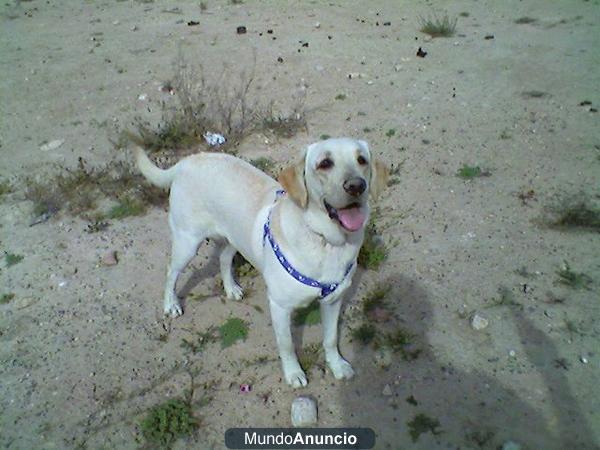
[
  {"xmin": 407, "ymin": 413, "xmax": 442, "ymax": 442},
  {"xmin": 556, "ymin": 262, "xmax": 592, "ymax": 290},
  {"xmin": 293, "ymin": 300, "xmax": 321, "ymax": 326},
  {"xmin": 0, "ymin": 293, "xmax": 15, "ymax": 304},
  {"xmin": 298, "ymin": 343, "xmax": 323, "ymax": 372},
  {"xmin": 546, "ymin": 193, "xmax": 600, "ymax": 232},
  {"xmin": 5, "ymin": 253, "xmax": 23, "ymax": 267},
  {"xmin": 219, "ymin": 318, "xmax": 249, "ymax": 348},
  {"xmin": 358, "ymin": 223, "xmax": 387, "ymax": 270},
  {"xmin": 385, "ymin": 128, "xmax": 396, "ymax": 138},
  {"xmin": 419, "ymin": 14, "xmax": 457, "ymax": 38},
  {"xmin": 140, "ymin": 398, "xmax": 198, "ymax": 448},
  {"xmin": 352, "ymin": 323, "xmax": 376, "ymax": 345},
  {"xmin": 456, "ymin": 164, "xmax": 491, "ymax": 180}
]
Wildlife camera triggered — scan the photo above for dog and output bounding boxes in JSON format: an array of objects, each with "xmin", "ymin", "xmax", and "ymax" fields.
[{"xmin": 134, "ymin": 138, "xmax": 388, "ymax": 387}]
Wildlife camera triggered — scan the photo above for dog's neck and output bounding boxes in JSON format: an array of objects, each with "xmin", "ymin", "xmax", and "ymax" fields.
[{"xmin": 279, "ymin": 198, "xmax": 365, "ymax": 248}]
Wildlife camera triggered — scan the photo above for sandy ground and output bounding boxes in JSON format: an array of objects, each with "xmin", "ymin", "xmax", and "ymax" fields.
[{"xmin": 1, "ymin": 0, "xmax": 599, "ymax": 449}]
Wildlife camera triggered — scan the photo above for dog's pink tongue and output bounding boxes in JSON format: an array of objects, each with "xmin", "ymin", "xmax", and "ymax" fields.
[{"xmin": 337, "ymin": 207, "xmax": 366, "ymax": 232}]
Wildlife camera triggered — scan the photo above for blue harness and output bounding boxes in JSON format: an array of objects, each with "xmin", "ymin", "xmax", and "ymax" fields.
[{"xmin": 263, "ymin": 190, "xmax": 354, "ymax": 299}]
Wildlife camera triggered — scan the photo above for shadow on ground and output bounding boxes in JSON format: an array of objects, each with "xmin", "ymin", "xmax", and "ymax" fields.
[{"xmin": 339, "ymin": 274, "xmax": 598, "ymax": 450}]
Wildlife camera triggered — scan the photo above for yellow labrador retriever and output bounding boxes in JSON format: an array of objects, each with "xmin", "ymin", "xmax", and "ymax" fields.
[{"xmin": 134, "ymin": 138, "xmax": 387, "ymax": 387}]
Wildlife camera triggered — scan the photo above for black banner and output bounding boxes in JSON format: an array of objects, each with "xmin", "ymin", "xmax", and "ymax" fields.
[{"xmin": 225, "ymin": 428, "xmax": 375, "ymax": 449}]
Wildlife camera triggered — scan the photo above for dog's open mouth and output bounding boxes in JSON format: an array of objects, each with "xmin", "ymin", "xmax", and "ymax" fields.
[{"xmin": 324, "ymin": 201, "xmax": 366, "ymax": 232}]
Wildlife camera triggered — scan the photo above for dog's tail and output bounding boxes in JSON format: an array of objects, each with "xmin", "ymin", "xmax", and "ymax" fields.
[{"xmin": 133, "ymin": 146, "xmax": 177, "ymax": 189}]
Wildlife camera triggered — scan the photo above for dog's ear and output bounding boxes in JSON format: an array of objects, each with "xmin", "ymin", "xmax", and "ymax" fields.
[
  {"xmin": 370, "ymin": 159, "xmax": 389, "ymax": 200},
  {"xmin": 278, "ymin": 159, "xmax": 308, "ymax": 208}
]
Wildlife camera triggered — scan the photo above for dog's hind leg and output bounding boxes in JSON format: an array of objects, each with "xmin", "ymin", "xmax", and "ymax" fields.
[
  {"xmin": 219, "ymin": 243, "xmax": 244, "ymax": 300},
  {"xmin": 163, "ymin": 229, "xmax": 203, "ymax": 317}
]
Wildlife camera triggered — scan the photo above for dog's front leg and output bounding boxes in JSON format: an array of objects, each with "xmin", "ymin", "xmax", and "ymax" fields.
[
  {"xmin": 268, "ymin": 298, "xmax": 307, "ymax": 388},
  {"xmin": 320, "ymin": 298, "xmax": 355, "ymax": 380}
]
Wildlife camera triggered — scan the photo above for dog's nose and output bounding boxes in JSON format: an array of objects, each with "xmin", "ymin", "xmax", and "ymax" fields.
[{"xmin": 343, "ymin": 177, "xmax": 366, "ymax": 197}]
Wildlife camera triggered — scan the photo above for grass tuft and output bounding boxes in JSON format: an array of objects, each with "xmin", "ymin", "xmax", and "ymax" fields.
[
  {"xmin": 515, "ymin": 16, "xmax": 537, "ymax": 24},
  {"xmin": 407, "ymin": 413, "xmax": 442, "ymax": 442},
  {"xmin": 1, "ymin": 293, "xmax": 15, "ymax": 304},
  {"xmin": 219, "ymin": 318, "xmax": 249, "ymax": 348},
  {"xmin": 545, "ymin": 193, "xmax": 600, "ymax": 232},
  {"xmin": 352, "ymin": 323, "xmax": 376, "ymax": 345},
  {"xmin": 298, "ymin": 343, "xmax": 323, "ymax": 372},
  {"xmin": 293, "ymin": 300, "xmax": 321, "ymax": 326},
  {"xmin": 456, "ymin": 164, "xmax": 491, "ymax": 180},
  {"xmin": 556, "ymin": 261, "xmax": 592, "ymax": 290},
  {"xmin": 5, "ymin": 253, "xmax": 24, "ymax": 267},
  {"xmin": 358, "ymin": 223, "xmax": 387, "ymax": 270},
  {"xmin": 419, "ymin": 14, "xmax": 457, "ymax": 38},
  {"xmin": 140, "ymin": 398, "xmax": 198, "ymax": 447}
]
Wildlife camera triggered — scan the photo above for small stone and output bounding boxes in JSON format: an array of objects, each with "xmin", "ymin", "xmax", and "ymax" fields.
[
  {"xmin": 101, "ymin": 251, "xmax": 118, "ymax": 266},
  {"xmin": 314, "ymin": 22, "xmax": 320, "ymax": 28},
  {"xmin": 138, "ymin": 93, "xmax": 147, "ymax": 101},
  {"xmin": 291, "ymin": 396, "xmax": 317, "ymax": 427},
  {"xmin": 580, "ymin": 356, "xmax": 588, "ymax": 364},
  {"xmin": 236, "ymin": 26, "xmax": 247, "ymax": 34},
  {"xmin": 382, "ymin": 384, "xmax": 393, "ymax": 396},
  {"xmin": 509, "ymin": 350, "xmax": 516, "ymax": 358},
  {"xmin": 394, "ymin": 64, "xmax": 402, "ymax": 72},
  {"xmin": 131, "ymin": 25, "xmax": 138, "ymax": 31},
  {"xmin": 501, "ymin": 440, "xmax": 521, "ymax": 450},
  {"xmin": 471, "ymin": 313, "xmax": 489, "ymax": 330},
  {"xmin": 40, "ymin": 139, "xmax": 64, "ymax": 152}
]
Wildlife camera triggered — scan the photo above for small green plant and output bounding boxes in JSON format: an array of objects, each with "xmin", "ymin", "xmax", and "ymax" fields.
[
  {"xmin": 293, "ymin": 300, "xmax": 321, "ymax": 326},
  {"xmin": 362, "ymin": 127, "xmax": 372, "ymax": 133},
  {"xmin": 140, "ymin": 398, "xmax": 198, "ymax": 448},
  {"xmin": 5, "ymin": 253, "xmax": 24, "ymax": 267},
  {"xmin": 1, "ymin": 293, "xmax": 15, "ymax": 304},
  {"xmin": 456, "ymin": 164, "xmax": 491, "ymax": 180},
  {"xmin": 419, "ymin": 14, "xmax": 457, "ymax": 38},
  {"xmin": 0, "ymin": 180, "xmax": 12, "ymax": 197},
  {"xmin": 106, "ymin": 197, "xmax": 147, "ymax": 219},
  {"xmin": 546, "ymin": 194, "xmax": 600, "ymax": 232},
  {"xmin": 180, "ymin": 327, "xmax": 218, "ymax": 354},
  {"xmin": 407, "ymin": 413, "xmax": 442, "ymax": 442},
  {"xmin": 363, "ymin": 285, "xmax": 391, "ymax": 315},
  {"xmin": 358, "ymin": 223, "xmax": 387, "ymax": 270},
  {"xmin": 219, "ymin": 318, "xmax": 249, "ymax": 348},
  {"xmin": 459, "ymin": 12, "xmax": 470, "ymax": 18},
  {"xmin": 233, "ymin": 254, "xmax": 257, "ymax": 278},
  {"xmin": 515, "ymin": 16, "xmax": 537, "ymax": 24},
  {"xmin": 320, "ymin": 134, "xmax": 331, "ymax": 140},
  {"xmin": 352, "ymin": 323, "xmax": 376, "ymax": 344},
  {"xmin": 249, "ymin": 157, "xmax": 276, "ymax": 176},
  {"xmin": 500, "ymin": 129, "xmax": 512, "ymax": 140},
  {"xmin": 556, "ymin": 262, "xmax": 592, "ymax": 290},
  {"xmin": 522, "ymin": 90, "xmax": 547, "ymax": 99},
  {"xmin": 385, "ymin": 128, "xmax": 396, "ymax": 138},
  {"xmin": 298, "ymin": 343, "xmax": 323, "ymax": 372},
  {"xmin": 384, "ymin": 327, "xmax": 421, "ymax": 360},
  {"xmin": 334, "ymin": 94, "xmax": 346, "ymax": 100}
]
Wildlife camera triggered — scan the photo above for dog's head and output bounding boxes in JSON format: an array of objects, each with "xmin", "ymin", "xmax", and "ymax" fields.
[{"xmin": 278, "ymin": 138, "xmax": 388, "ymax": 233}]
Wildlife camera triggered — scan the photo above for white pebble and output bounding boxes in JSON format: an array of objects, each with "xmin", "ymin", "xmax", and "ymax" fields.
[
  {"xmin": 382, "ymin": 384, "xmax": 393, "ymax": 396},
  {"xmin": 40, "ymin": 139, "xmax": 64, "ymax": 151},
  {"xmin": 580, "ymin": 356, "xmax": 588, "ymax": 364},
  {"xmin": 471, "ymin": 313, "xmax": 489, "ymax": 330},
  {"xmin": 291, "ymin": 396, "xmax": 317, "ymax": 427}
]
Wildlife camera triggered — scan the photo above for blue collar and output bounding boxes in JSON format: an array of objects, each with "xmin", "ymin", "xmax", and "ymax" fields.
[{"xmin": 263, "ymin": 190, "xmax": 354, "ymax": 299}]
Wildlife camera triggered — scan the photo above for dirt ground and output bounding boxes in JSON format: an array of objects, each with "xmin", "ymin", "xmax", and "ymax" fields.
[{"xmin": 1, "ymin": 0, "xmax": 599, "ymax": 449}]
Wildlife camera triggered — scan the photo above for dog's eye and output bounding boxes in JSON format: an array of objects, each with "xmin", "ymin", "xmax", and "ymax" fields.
[
  {"xmin": 317, "ymin": 158, "xmax": 334, "ymax": 170},
  {"xmin": 357, "ymin": 155, "xmax": 368, "ymax": 166}
]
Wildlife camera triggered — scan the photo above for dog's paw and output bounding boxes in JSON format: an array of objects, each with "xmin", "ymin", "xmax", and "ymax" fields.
[
  {"xmin": 283, "ymin": 364, "xmax": 308, "ymax": 388},
  {"xmin": 164, "ymin": 302, "xmax": 183, "ymax": 318},
  {"xmin": 224, "ymin": 282, "xmax": 244, "ymax": 301},
  {"xmin": 328, "ymin": 357, "xmax": 355, "ymax": 380}
]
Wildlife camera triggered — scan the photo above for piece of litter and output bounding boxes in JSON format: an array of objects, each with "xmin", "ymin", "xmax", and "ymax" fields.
[
  {"xmin": 40, "ymin": 139, "xmax": 64, "ymax": 152},
  {"xmin": 382, "ymin": 384, "xmax": 393, "ymax": 396},
  {"xmin": 239, "ymin": 384, "xmax": 252, "ymax": 393},
  {"xmin": 203, "ymin": 132, "xmax": 226, "ymax": 146},
  {"xmin": 138, "ymin": 93, "xmax": 147, "ymax": 101}
]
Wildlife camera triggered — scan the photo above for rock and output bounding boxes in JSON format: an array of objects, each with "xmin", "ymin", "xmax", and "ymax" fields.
[
  {"xmin": 40, "ymin": 139, "xmax": 64, "ymax": 151},
  {"xmin": 101, "ymin": 251, "xmax": 118, "ymax": 266},
  {"xmin": 291, "ymin": 396, "xmax": 317, "ymax": 427},
  {"xmin": 580, "ymin": 356, "xmax": 589, "ymax": 364},
  {"xmin": 382, "ymin": 384, "xmax": 393, "ymax": 396},
  {"xmin": 508, "ymin": 350, "xmax": 516, "ymax": 358},
  {"xmin": 501, "ymin": 441, "xmax": 521, "ymax": 450},
  {"xmin": 471, "ymin": 313, "xmax": 489, "ymax": 330}
]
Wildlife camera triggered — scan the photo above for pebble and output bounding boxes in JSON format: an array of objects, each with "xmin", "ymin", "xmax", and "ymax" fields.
[
  {"xmin": 138, "ymin": 93, "xmax": 147, "ymax": 101},
  {"xmin": 382, "ymin": 384, "xmax": 393, "ymax": 396},
  {"xmin": 509, "ymin": 350, "xmax": 516, "ymax": 358},
  {"xmin": 101, "ymin": 251, "xmax": 118, "ymax": 266},
  {"xmin": 40, "ymin": 139, "xmax": 64, "ymax": 152},
  {"xmin": 502, "ymin": 441, "xmax": 521, "ymax": 450},
  {"xmin": 580, "ymin": 356, "xmax": 588, "ymax": 364},
  {"xmin": 471, "ymin": 313, "xmax": 489, "ymax": 330},
  {"xmin": 291, "ymin": 396, "xmax": 317, "ymax": 427}
]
